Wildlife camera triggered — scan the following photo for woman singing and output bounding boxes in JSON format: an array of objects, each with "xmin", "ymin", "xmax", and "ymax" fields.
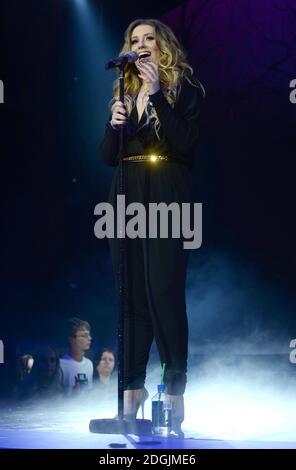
[{"xmin": 100, "ymin": 18, "xmax": 204, "ymax": 436}]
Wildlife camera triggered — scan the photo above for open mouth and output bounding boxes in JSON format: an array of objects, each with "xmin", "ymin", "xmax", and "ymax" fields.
[{"xmin": 138, "ymin": 51, "xmax": 151, "ymax": 62}]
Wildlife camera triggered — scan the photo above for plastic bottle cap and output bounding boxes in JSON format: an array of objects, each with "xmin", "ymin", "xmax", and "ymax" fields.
[{"xmin": 158, "ymin": 384, "xmax": 165, "ymax": 393}]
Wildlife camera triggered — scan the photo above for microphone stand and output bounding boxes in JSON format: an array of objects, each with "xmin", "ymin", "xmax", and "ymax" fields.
[{"xmin": 89, "ymin": 61, "xmax": 151, "ymax": 436}]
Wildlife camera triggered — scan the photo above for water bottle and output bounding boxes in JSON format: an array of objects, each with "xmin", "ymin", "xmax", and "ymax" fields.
[{"xmin": 151, "ymin": 384, "xmax": 172, "ymax": 436}]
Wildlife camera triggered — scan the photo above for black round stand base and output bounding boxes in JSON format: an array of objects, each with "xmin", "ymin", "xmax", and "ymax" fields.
[{"xmin": 89, "ymin": 418, "xmax": 152, "ymax": 435}]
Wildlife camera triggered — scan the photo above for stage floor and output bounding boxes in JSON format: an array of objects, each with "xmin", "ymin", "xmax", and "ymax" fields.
[{"xmin": 0, "ymin": 400, "xmax": 296, "ymax": 449}]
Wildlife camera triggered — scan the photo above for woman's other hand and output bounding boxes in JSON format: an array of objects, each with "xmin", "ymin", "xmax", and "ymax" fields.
[{"xmin": 137, "ymin": 61, "xmax": 160, "ymax": 95}]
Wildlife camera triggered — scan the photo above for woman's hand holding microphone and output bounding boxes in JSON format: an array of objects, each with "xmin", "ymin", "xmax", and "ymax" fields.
[{"xmin": 110, "ymin": 101, "xmax": 128, "ymax": 130}]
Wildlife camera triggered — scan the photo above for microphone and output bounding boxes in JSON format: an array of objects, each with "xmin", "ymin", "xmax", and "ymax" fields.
[{"xmin": 105, "ymin": 51, "xmax": 138, "ymax": 70}]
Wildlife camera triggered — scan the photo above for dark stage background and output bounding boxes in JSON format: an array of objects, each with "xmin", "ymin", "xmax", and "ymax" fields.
[{"xmin": 1, "ymin": 0, "xmax": 296, "ymax": 396}]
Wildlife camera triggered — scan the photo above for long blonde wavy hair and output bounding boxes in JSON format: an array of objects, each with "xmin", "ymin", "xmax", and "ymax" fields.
[{"xmin": 110, "ymin": 18, "xmax": 205, "ymax": 139}]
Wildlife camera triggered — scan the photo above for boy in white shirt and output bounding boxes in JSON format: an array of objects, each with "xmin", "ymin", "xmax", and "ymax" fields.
[{"xmin": 60, "ymin": 317, "xmax": 93, "ymax": 395}]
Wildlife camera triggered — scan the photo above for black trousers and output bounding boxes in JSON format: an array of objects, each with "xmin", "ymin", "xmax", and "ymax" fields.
[{"xmin": 108, "ymin": 162, "xmax": 192, "ymax": 395}]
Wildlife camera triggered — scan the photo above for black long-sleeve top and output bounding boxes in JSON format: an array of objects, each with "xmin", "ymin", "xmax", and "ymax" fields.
[{"xmin": 100, "ymin": 76, "xmax": 204, "ymax": 167}]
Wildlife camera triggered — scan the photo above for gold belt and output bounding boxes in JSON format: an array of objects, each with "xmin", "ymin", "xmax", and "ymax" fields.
[{"xmin": 122, "ymin": 155, "xmax": 169, "ymax": 162}]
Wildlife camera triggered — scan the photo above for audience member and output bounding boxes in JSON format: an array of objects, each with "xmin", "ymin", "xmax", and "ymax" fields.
[
  {"xmin": 15, "ymin": 347, "xmax": 63, "ymax": 400},
  {"xmin": 60, "ymin": 317, "xmax": 93, "ymax": 396},
  {"xmin": 94, "ymin": 348, "xmax": 116, "ymax": 386}
]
